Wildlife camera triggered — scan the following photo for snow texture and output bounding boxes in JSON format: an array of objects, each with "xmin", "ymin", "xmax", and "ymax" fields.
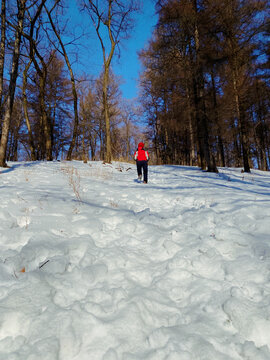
[{"xmin": 0, "ymin": 161, "xmax": 270, "ymax": 359}]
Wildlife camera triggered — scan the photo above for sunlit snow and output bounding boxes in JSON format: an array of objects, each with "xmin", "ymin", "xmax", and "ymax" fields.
[{"xmin": 0, "ymin": 161, "xmax": 270, "ymax": 359}]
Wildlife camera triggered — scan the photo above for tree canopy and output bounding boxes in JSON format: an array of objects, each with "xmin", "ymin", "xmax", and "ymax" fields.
[{"xmin": 0, "ymin": 0, "xmax": 269, "ymax": 172}]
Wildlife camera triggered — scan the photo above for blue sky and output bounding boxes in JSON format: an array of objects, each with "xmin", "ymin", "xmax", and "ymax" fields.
[
  {"xmin": 67, "ymin": 1, "xmax": 158, "ymax": 100},
  {"xmin": 112, "ymin": 1, "xmax": 158, "ymax": 99}
]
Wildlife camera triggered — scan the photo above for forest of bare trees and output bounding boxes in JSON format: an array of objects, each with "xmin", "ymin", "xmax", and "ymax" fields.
[
  {"xmin": 0, "ymin": 0, "xmax": 269, "ymax": 172},
  {"xmin": 139, "ymin": 0, "xmax": 269, "ymax": 172},
  {"xmin": 0, "ymin": 0, "xmax": 141, "ymax": 167}
]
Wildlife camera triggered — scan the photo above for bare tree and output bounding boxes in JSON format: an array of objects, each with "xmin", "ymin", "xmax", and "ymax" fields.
[
  {"xmin": 0, "ymin": 0, "xmax": 26, "ymax": 167},
  {"xmin": 44, "ymin": 1, "xmax": 80, "ymax": 161},
  {"xmin": 81, "ymin": 0, "xmax": 140, "ymax": 162}
]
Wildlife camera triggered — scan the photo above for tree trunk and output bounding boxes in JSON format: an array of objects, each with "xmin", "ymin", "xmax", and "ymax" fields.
[
  {"xmin": 232, "ymin": 69, "xmax": 250, "ymax": 172},
  {"xmin": 0, "ymin": 0, "xmax": 25, "ymax": 167},
  {"xmin": 23, "ymin": 59, "xmax": 36, "ymax": 160},
  {"xmin": 89, "ymin": 132, "xmax": 96, "ymax": 161},
  {"xmin": 186, "ymin": 84, "xmax": 196, "ymax": 166},
  {"xmin": 258, "ymin": 127, "xmax": 268, "ymax": 171},
  {"xmin": 255, "ymin": 84, "xmax": 268, "ymax": 171},
  {"xmin": 193, "ymin": 71, "xmax": 217, "ymax": 172},
  {"xmin": 0, "ymin": 0, "xmax": 6, "ymax": 114},
  {"xmin": 193, "ymin": 0, "xmax": 217, "ymax": 173},
  {"xmin": 211, "ymin": 71, "xmax": 225, "ymax": 167},
  {"xmin": 103, "ymin": 65, "xmax": 112, "ymax": 163},
  {"xmin": 228, "ymin": 117, "xmax": 239, "ymax": 166},
  {"xmin": 39, "ymin": 74, "xmax": 52, "ymax": 161},
  {"xmin": 26, "ymin": 0, "xmax": 50, "ymax": 160},
  {"xmin": 82, "ymin": 108, "xmax": 88, "ymax": 163}
]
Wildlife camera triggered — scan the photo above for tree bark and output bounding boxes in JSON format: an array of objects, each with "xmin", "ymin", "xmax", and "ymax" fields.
[
  {"xmin": 0, "ymin": 0, "xmax": 6, "ymax": 114},
  {"xmin": 0, "ymin": 0, "xmax": 26, "ymax": 167}
]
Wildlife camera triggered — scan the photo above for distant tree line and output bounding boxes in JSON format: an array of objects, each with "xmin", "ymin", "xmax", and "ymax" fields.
[
  {"xmin": 0, "ymin": 0, "xmax": 269, "ymax": 173},
  {"xmin": 139, "ymin": 0, "xmax": 269, "ymax": 172}
]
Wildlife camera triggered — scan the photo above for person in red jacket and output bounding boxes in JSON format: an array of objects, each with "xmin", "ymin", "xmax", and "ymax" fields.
[{"xmin": 134, "ymin": 142, "xmax": 149, "ymax": 183}]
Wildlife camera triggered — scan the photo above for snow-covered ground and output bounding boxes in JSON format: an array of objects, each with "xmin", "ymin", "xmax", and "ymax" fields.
[{"xmin": 0, "ymin": 161, "xmax": 270, "ymax": 360}]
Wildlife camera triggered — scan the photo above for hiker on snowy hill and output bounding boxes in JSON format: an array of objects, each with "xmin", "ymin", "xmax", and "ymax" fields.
[{"xmin": 134, "ymin": 142, "xmax": 149, "ymax": 184}]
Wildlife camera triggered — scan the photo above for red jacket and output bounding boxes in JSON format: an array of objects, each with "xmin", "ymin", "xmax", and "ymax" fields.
[{"xmin": 134, "ymin": 142, "xmax": 149, "ymax": 161}]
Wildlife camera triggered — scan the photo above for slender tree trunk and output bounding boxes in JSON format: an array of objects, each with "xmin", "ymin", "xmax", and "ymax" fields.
[
  {"xmin": 226, "ymin": 0, "xmax": 250, "ymax": 172},
  {"xmin": 29, "ymin": 50, "xmax": 52, "ymax": 161},
  {"xmin": 230, "ymin": 116, "xmax": 241, "ymax": 167},
  {"xmin": 193, "ymin": 71, "xmax": 217, "ymax": 171},
  {"xmin": 232, "ymin": 69, "xmax": 250, "ymax": 172},
  {"xmin": 23, "ymin": 59, "xmax": 36, "ymax": 160},
  {"xmin": 82, "ymin": 107, "xmax": 88, "ymax": 163},
  {"xmin": 8, "ymin": 113, "xmax": 22, "ymax": 161},
  {"xmin": 259, "ymin": 133, "xmax": 268, "ymax": 171},
  {"xmin": 26, "ymin": 0, "xmax": 50, "ymax": 160},
  {"xmin": 154, "ymin": 104, "xmax": 161, "ymax": 164},
  {"xmin": 255, "ymin": 85, "xmax": 268, "ymax": 171},
  {"xmin": 193, "ymin": 0, "xmax": 217, "ymax": 172},
  {"xmin": 51, "ymin": 99, "xmax": 57, "ymax": 156},
  {"xmin": 39, "ymin": 73, "xmax": 52, "ymax": 160},
  {"xmin": 0, "ymin": 0, "xmax": 25, "ymax": 167},
  {"xmin": 45, "ymin": 5, "xmax": 79, "ymax": 161},
  {"xmin": 103, "ymin": 65, "xmax": 112, "ymax": 162},
  {"xmin": 90, "ymin": 137, "xmax": 96, "ymax": 161},
  {"xmin": 0, "ymin": 0, "xmax": 6, "ymax": 114},
  {"xmin": 82, "ymin": 125, "xmax": 87, "ymax": 163},
  {"xmin": 99, "ymin": 124, "xmax": 105, "ymax": 161},
  {"xmin": 186, "ymin": 83, "xmax": 196, "ymax": 165},
  {"xmin": 211, "ymin": 71, "xmax": 225, "ymax": 167}
]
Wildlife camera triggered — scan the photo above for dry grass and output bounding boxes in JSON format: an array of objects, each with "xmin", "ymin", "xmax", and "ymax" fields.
[
  {"xmin": 109, "ymin": 200, "xmax": 119, "ymax": 208},
  {"xmin": 86, "ymin": 163, "xmax": 114, "ymax": 180},
  {"xmin": 24, "ymin": 170, "xmax": 30, "ymax": 182},
  {"xmin": 60, "ymin": 165, "xmax": 82, "ymax": 202}
]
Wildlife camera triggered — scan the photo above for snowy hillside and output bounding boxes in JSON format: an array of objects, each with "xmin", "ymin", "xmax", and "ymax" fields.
[{"xmin": 0, "ymin": 161, "xmax": 270, "ymax": 360}]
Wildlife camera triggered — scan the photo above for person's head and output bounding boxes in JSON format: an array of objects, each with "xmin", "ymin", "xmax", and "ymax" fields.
[{"xmin": 138, "ymin": 142, "xmax": 144, "ymax": 149}]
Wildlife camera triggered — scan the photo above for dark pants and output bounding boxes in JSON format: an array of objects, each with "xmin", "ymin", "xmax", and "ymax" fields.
[{"xmin": 136, "ymin": 160, "xmax": 148, "ymax": 183}]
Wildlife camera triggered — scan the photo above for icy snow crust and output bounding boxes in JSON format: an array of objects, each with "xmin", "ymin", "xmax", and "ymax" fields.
[{"xmin": 0, "ymin": 161, "xmax": 270, "ymax": 359}]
